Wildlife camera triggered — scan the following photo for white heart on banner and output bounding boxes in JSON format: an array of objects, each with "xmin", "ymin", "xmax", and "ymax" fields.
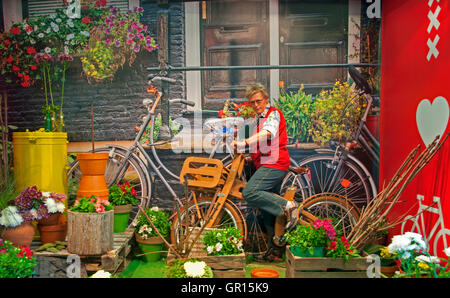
[{"xmin": 416, "ymin": 96, "xmax": 449, "ymax": 146}]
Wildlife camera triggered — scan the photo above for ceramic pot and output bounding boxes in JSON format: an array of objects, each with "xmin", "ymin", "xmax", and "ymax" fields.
[
  {"xmin": 38, "ymin": 223, "xmax": 67, "ymax": 244},
  {"xmin": 76, "ymin": 152, "xmax": 109, "ymax": 200},
  {"xmin": 251, "ymin": 268, "xmax": 279, "ymax": 278},
  {"xmin": 135, "ymin": 232, "xmax": 164, "ymax": 262},
  {"xmin": 38, "ymin": 213, "xmax": 62, "ymax": 226},
  {"xmin": 113, "ymin": 204, "xmax": 132, "ymax": 233},
  {"xmin": 1, "ymin": 221, "xmax": 35, "ymax": 247}
]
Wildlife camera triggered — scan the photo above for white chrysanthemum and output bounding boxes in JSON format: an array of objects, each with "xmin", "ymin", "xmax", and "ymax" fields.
[
  {"xmin": 45, "ymin": 198, "xmax": 59, "ymax": 213},
  {"xmin": 184, "ymin": 261, "xmax": 206, "ymax": 278},
  {"xmin": 388, "ymin": 235, "xmax": 410, "ymax": 253},
  {"xmin": 415, "ymin": 255, "xmax": 440, "ymax": 264},
  {"xmin": 56, "ymin": 202, "xmax": 65, "ymax": 213},
  {"xmin": 91, "ymin": 270, "xmax": 111, "ymax": 278},
  {"xmin": 0, "ymin": 206, "xmax": 23, "ymax": 228},
  {"xmin": 206, "ymin": 246, "xmax": 214, "ymax": 254}
]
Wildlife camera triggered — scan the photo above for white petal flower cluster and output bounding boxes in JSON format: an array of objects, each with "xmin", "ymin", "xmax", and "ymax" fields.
[
  {"xmin": 388, "ymin": 232, "xmax": 427, "ymax": 258},
  {"xmin": 42, "ymin": 193, "xmax": 65, "ymax": 214},
  {"xmin": 91, "ymin": 270, "xmax": 112, "ymax": 278},
  {"xmin": 415, "ymin": 255, "xmax": 440, "ymax": 264},
  {"xmin": 0, "ymin": 206, "xmax": 23, "ymax": 228},
  {"xmin": 184, "ymin": 261, "xmax": 207, "ymax": 278}
]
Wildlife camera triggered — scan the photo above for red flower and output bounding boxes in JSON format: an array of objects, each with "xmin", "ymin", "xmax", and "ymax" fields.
[
  {"xmin": 18, "ymin": 72, "xmax": 23, "ymax": 77},
  {"xmin": 329, "ymin": 241, "xmax": 337, "ymax": 251},
  {"xmin": 7, "ymin": 56, "xmax": 13, "ymax": 63},
  {"xmin": 12, "ymin": 65, "xmax": 20, "ymax": 71},
  {"xmin": 26, "ymin": 46, "xmax": 36, "ymax": 55},
  {"xmin": 23, "ymin": 75, "xmax": 30, "ymax": 81},
  {"xmin": 131, "ymin": 188, "xmax": 137, "ymax": 196},
  {"xmin": 4, "ymin": 40, "xmax": 11, "ymax": 46},
  {"xmin": 21, "ymin": 80, "xmax": 30, "ymax": 87},
  {"xmin": 95, "ymin": 0, "xmax": 107, "ymax": 6},
  {"xmin": 10, "ymin": 27, "xmax": 20, "ymax": 34},
  {"xmin": 30, "ymin": 65, "xmax": 37, "ymax": 70},
  {"xmin": 25, "ymin": 26, "xmax": 33, "ymax": 33},
  {"xmin": 82, "ymin": 16, "xmax": 91, "ymax": 24},
  {"xmin": 218, "ymin": 109, "xmax": 224, "ymax": 117}
]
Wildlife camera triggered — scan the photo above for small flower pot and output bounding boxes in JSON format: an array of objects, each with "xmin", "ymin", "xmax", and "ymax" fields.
[
  {"xmin": 251, "ymin": 268, "xmax": 279, "ymax": 278},
  {"xmin": 135, "ymin": 232, "xmax": 164, "ymax": 262},
  {"xmin": 291, "ymin": 246, "xmax": 325, "ymax": 258},
  {"xmin": 76, "ymin": 152, "xmax": 109, "ymax": 200},
  {"xmin": 38, "ymin": 213, "xmax": 63, "ymax": 226},
  {"xmin": 113, "ymin": 204, "xmax": 132, "ymax": 233},
  {"xmin": 38, "ymin": 223, "xmax": 67, "ymax": 244},
  {"xmin": 1, "ymin": 221, "xmax": 35, "ymax": 248}
]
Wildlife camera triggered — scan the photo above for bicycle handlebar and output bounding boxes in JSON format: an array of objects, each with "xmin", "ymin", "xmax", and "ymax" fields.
[{"xmin": 148, "ymin": 76, "xmax": 177, "ymax": 84}]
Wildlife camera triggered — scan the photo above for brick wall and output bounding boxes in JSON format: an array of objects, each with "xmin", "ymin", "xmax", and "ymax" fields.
[{"xmin": 1, "ymin": 2, "xmax": 185, "ymax": 143}]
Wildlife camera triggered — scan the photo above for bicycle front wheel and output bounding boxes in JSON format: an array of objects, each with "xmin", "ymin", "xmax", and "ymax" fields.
[
  {"xmin": 298, "ymin": 154, "xmax": 375, "ymax": 207},
  {"xmin": 170, "ymin": 197, "xmax": 247, "ymax": 247},
  {"xmin": 299, "ymin": 193, "xmax": 361, "ymax": 237},
  {"xmin": 67, "ymin": 146, "xmax": 151, "ymax": 228}
]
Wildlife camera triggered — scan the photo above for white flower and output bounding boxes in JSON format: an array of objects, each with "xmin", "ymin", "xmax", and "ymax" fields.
[
  {"xmin": 52, "ymin": 24, "xmax": 59, "ymax": 32},
  {"xmin": 66, "ymin": 33, "xmax": 74, "ymax": 41},
  {"xmin": 131, "ymin": 218, "xmax": 138, "ymax": 227},
  {"xmin": 139, "ymin": 225, "xmax": 147, "ymax": 234},
  {"xmin": 67, "ymin": 19, "xmax": 74, "ymax": 28},
  {"xmin": 444, "ymin": 247, "xmax": 450, "ymax": 258},
  {"xmin": 80, "ymin": 31, "xmax": 90, "ymax": 37},
  {"xmin": 45, "ymin": 27, "xmax": 51, "ymax": 34},
  {"xmin": 415, "ymin": 255, "xmax": 440, "ymax": 264},
  {"xmin": 56, "ymin": 202, "xmax": 65, "ymax": 213},
  {"xmin": 56, "ymin": 18, "xmax": 62, "ymax": 23},
  {"xmin": 42, "ymin": 192, "xmax": 51, "ymax": 197},
  {"xmin": 0, "ymin": 206, "xmax": 23, "ymax": 228},
  {"xmin": 44, "ymin": 47, "xmax": 51, "ymax": 53},
  {"xmin": 150, "ymin": 206, "xmax": 160, "ymax": 212},
  {"xmin": 206, "ymin": 246, "xmax": 214, "ymax": 254},
  {"xmin": 216, "ymin": 233, "xmax": 221, "ymax": 237},
  {"xmin": 184, "ymin": 261, "xmax": 206, "ymax": 278},
  {"xmin": 236, "ymin": 240, "xmax": 243, "ymax": 249},
  {"xmin": 30, "ymin": 39, "xmax": 36, "ymax": 44},
  {"xmin": 38, "ymin": 33, "xmax": 44, "ymax": 38},
  {"xmin": 91, "ymin": 270, "xmax": 111, "ymax": 278},
  {"xmin": 215, "ymin": 242, "xmax": 223, "ymax": 252}
]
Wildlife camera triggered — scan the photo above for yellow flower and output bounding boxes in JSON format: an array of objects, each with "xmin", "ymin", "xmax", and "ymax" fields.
[{"xmin": 417, "ymin": 262, "xmax": 430, "ymax": 270}]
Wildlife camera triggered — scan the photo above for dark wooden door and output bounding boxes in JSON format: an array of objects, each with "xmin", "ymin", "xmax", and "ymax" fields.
[
  {"xmin": 279, "ymin": 0, "xmax": 348, "ymax": 94},
  {"xmin": 201, "ymin": 0, "xmax": 269, "ymax": 110}
]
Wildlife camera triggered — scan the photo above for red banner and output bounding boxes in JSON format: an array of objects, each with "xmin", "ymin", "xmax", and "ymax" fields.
[{"xmin": 380, "ymin": 0, "xmax": 450, "ymax": 257}]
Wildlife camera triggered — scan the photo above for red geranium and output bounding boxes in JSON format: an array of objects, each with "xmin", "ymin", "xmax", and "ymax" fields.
[
  {"xmin": 26, "ymin": 46, "xmax": 36, "ymax": 55},
  {"xmin": 25, "ymin": 26, "xmax": 33, "ymax": 34},
  {"xmin": 30, "ymin": 64, "xmax": 37, "ymax": 70},
  {"xmin": 82, "ymin": 16, "xmax": 91, "ymax": 24},
  {"xmin": 95, "ymin": 0, "xmax": 107, "ymax": 6},
  {"xmin": 4, "ymin": 39, "xmax": 11, "ymax": 46},
  {"xmin": 7, "ymin": 56, "xmax": 13, "ymax": 63},
  {"xmin": 12, "ymin": 65, "xmax": 20, "ymax": 71},
  {"xmin": 10, "ymin": 27, "xmax": 20, "ymax": 35}
]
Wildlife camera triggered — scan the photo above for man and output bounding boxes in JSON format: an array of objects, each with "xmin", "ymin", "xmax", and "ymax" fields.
[{"xmin": 232, "ymin": 83, "xmax": 298, "ymax": 260}]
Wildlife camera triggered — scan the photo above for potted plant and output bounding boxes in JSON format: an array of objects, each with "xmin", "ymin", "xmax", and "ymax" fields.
[
  {"xmin": 285, "ymin": 218, "xmax": 336, "ymax": 257},
  {"xmin": 201, "ymin": 226, "xmax": 244, "ymax": 256},
  {"xmin": 37, "ymin": 191, "xmax": 67, "ymax": 244},
  {"xmin": 0, "ymin": 238, "xmax": 38, "ymax": 278},
  {"xmin": 108, "ymin": 182, "xmax": 138, "ymax": 233},
  {"xmin": 0, "ymin": 186, "xmax": 50, "ymax": 247},
  {"xmin": 67, "ymin": 195, "xmax": 114, "ymax": 255},
  {"xmin": 165, "ymin": 258, "xmax": 213, "ymax": 278},
  {"xmin": 326, "ymin": 235, "xmax": 361, "ymax": 262},
  {"xmin": 134, "ymin": 206, "xmax": 171, "ymax": 262}
]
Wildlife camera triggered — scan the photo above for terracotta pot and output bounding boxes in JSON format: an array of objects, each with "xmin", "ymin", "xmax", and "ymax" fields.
[
  {"xmin": 1, "ymin": 221, "xmax": 35, "ymax": 247},
  {"xmin": 76, "ymin": 152, "xmax": 109, "ymax": 200},
  {"xmin": 38, "ymin": 223, "xmax": 67, "ymax": 244},
  {"xmin": 38, "ymin": 213, "xmax": 62, "ymax": 226},
  {"xmin": 251, "ymin": 268, "xmax": 279, "ymax": 278},
  {"xmin": 381, "ymin": 265, "xmax": 398, "ymax": 278}
]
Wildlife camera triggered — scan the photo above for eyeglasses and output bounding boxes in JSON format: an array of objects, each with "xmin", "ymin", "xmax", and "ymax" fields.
[{"xmin": 249, "ymin": 99, "xmax": 264, "ymax": 105}]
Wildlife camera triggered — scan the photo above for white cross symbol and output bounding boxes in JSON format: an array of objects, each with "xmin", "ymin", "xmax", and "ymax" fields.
[
  {"xmin": 427, "ymin": 35, "xmax": 440, "ymax": 61},
  {"xmin": 428, "ymin": 0, "xmax": 440, "ymax": 7},
  {"xmin": 427, "ymin": 5, "xmax": 441, "ymax": 33}
]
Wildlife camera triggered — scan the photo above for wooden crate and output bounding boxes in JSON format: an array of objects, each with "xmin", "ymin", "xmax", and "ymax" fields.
[
  {"xmin": 31, "ymin": 229, "xmax": 134, "ymax": 277},
  {"xmin": 167, "ymin": 252, "xmax": 246, "ymax": 278},
  {"xmin": 285, "ymin": 246, "xmax": 370, "ymax": 278}
]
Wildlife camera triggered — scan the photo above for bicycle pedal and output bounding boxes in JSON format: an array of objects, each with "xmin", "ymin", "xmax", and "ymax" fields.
[{"xmin": 272, "ymin": 236, "xmax": 286, "ymax": 247}]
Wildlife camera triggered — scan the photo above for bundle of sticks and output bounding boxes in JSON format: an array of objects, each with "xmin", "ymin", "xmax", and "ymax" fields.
[{"xmin": 348, "ymin": 132, "xmax": 450, "ymax": 249}]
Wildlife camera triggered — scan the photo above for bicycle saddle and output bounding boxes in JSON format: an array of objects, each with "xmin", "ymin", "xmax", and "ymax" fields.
[
  {"xmin": 348, "ymin": 65, "xmax": 373, "ymax": 95},
  {"xmin": 288, "ymin": 166, "xmax": 310, "ymax": 175}
]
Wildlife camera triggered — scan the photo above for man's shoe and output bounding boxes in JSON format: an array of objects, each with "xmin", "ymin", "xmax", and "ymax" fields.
[{"xmin": 284, "ymin": 201, "xmax": 299, "ymax": 232}]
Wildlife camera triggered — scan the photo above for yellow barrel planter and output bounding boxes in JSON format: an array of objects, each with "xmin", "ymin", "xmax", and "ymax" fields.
[{"xmin": 12, "ymin": 131, "xmax": 68, "ymax": 205}]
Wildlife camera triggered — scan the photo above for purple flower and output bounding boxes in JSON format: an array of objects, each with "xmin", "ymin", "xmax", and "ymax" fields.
[
  {"xmin": 138, "ymin": 7, "xmax": 143, "ymax": 13},
  {"xmin": 105, "ymin": 27, "xmax": 111, "ymax": 35},
  {"xmin": 133, "ymin": 43, "xmax": 140, "ymax": 52},
  {"xmin": 57, "ymin": 53, "xmax": 73, "ymax": 62},
  {"xmin": 114, "ymin": 40, "xmax": 121, "ymax": 47},
  {"xmin": 33, "ymin": 52, "xmax": 54, "ymax": 63}
]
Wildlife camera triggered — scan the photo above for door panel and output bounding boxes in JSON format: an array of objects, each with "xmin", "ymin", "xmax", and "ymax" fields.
[
  {"xmin": 279, "ymin": 0, "xmax": 348, "ymax": 94},
  {"xmin": 201, "ymin": 0, "xmax": 269, "ymax": 110}
]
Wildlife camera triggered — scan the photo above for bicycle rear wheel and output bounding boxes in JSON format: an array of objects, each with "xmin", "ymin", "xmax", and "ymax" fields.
[
  {"xmin": 299, "ymin": 193, "xmax": 361, "ymax": 237},
  {"xmin": 67, "ymin": 146, "xmax": 151, "ymax": 228},
  {"xmin": 170, "ymin": 197, "xmax": 247, "ymax": 249},
  {"xmin": 297, "ymin": 154, "xmax": 376, "ymax": 208}
]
